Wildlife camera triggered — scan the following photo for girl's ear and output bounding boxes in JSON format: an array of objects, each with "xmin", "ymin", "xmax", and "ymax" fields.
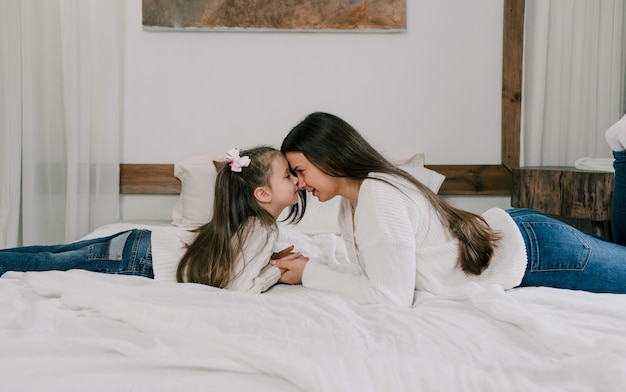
[{"xmin": 253, "ymin": 186, "xmax": 271, "ymax": 204}]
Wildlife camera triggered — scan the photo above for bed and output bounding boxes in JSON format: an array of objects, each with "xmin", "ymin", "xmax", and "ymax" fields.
[
  {"xmin": 4, "ymin": 235, "xmax": 626, "ymax": 390},
  {"xmin": 4, "ymin": 253, "xmax": 626, "ymax": 391},
  {"xmin": 3, "ymin": 151, "xmax": 626, "ymax": 392}
]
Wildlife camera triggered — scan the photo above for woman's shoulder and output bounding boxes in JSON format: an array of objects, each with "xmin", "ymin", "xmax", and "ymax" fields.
[
  {"xmin": 364, "ymin": 172, "xmax": 415, "ymax": 189},
  {"xmin": 361, "ymin": 172, "xmax": 423, "ymax": 203},
  {"xmin": 357, "ymin": 173, "xmax": 432, "ymax": 221}
]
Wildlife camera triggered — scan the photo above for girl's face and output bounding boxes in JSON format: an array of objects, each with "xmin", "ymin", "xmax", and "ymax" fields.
[
  {"xmin": 285, "ymin": 152, "xmax": 341, "ymax": 202},
  {"xmin": 264, "ymin": 154, "xmax": 299, "ymax": 217}
]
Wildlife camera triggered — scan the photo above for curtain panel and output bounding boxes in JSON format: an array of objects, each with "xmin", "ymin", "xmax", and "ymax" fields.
[
  {"xmin": 0, "ymin": 0, "xmax": 123, "ymax": 247},
  {"xmin": 523, "ymin": 0, "xmax": 626, "ymax": 166}
]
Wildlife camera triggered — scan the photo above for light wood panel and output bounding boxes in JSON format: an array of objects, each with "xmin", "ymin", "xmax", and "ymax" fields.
[{"xmin": 120, "ymin": 164, "xmax": 180, "ymax": 194}]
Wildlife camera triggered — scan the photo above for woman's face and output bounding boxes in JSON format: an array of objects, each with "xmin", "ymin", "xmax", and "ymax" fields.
[{"xmin": 285, "ymin": 152, "xmax": 341, "ymax": 202}]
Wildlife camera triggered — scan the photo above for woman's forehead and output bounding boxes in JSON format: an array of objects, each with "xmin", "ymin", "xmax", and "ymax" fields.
[{"xmin": 284, "ymin": 152, "xmax": 308, "ymax": 166}]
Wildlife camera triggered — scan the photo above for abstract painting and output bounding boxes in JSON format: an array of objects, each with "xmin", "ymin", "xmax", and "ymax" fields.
[{"xmin": 142, "ymin": 0, "xmax": 406, "ymax": 32}]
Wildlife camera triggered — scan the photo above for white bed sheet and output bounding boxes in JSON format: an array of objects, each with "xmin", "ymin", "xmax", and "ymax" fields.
[{"xmin": 2, "ymin": 223, "xmax": 626, "ymax": 391}]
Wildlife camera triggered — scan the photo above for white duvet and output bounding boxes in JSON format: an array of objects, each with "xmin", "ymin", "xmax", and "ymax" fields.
[{"xmin": 1, "ymin": 225, "xmax": 626, "ymax": 391}]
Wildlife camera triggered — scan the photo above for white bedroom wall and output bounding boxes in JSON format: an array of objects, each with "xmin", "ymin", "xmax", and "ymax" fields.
[{"xmin": 120, "ymin": 0, "xmax": 512, "ymax": 221}]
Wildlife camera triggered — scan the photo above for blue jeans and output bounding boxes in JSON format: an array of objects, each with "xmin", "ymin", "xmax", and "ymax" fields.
[
  {"xmin": 0, "ymin": 229, "xmax": 154, "ymax": 278},
  {"xmin": 612, "ymin": 150, "xmax": 626, "ymax": 245},
  {"xmin": 509, "ymin": 209, "xmax": 626, "ymax": 293}
]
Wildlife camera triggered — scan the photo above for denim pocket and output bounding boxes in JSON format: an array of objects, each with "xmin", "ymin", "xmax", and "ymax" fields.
[
  {"xmin": 87, "ymin": 242, "xmax": 109, "ymax": 260},
  {"xmin": 520, "ymin": 221, "xmax": 591, "ymax": 271},
  {"xmin": 87, "ymin": 231, "xmax": 131, "ymax": 261}
]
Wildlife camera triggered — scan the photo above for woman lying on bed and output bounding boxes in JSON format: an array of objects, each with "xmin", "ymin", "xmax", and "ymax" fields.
[
  {"xmin": 0, "ymin": 146, "xmax": 308, "ymax": 293},
  {"xmin": 273, "ymin": 112, "xmax": 626, "ymax": 307}
]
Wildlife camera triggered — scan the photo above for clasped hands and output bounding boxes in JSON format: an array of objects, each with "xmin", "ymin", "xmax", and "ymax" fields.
[{"xmin": 270, "ymin": 245, "xmax": 308, "ymax": 285}]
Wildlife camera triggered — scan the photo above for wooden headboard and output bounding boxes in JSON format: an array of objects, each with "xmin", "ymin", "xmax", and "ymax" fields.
[{"xmin": 121, "ymin": 0, "xmax": 524, "ymax": 196}]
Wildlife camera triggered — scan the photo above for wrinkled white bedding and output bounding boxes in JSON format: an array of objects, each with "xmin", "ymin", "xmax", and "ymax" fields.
[{"xmin": 2, "ymin": 224, "xmax": 626, "ymax": 391}]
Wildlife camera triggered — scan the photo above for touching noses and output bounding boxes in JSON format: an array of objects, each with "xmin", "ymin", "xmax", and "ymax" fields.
[{"xmin": 296, "ymin": 174, "xmax": 306, "ymax": 190}]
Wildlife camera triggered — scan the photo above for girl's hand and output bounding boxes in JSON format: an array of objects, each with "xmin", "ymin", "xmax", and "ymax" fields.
[
  {"xmin": 270, "ymin": 245, "xmax": 296, "ymax": 274},
  {"xmin": 271, "ymin": 252, "xmax": 309, "ymax": 285},
  {"xmin": 271, "ymin": 245, "xmax": 295, "ymax": 260}
]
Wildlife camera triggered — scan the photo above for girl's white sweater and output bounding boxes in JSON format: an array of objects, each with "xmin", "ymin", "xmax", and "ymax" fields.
[{"xmin": 149, "ymin": 221, "xmax": 281, "ymax": 293}]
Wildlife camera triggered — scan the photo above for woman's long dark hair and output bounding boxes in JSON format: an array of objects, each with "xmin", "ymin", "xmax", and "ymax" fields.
[
  {"xmin": 177, "ymin": 146, "xmax": 306, "ymax": 287},
  {"xmin": 281, "ymin": 112, "xmax": 499, "ymax": 275}
]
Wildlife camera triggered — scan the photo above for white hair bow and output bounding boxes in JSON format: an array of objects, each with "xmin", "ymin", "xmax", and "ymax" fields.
[{"xmin": 224, "ymin": 148, "xmax": 251, "ymax": 172}]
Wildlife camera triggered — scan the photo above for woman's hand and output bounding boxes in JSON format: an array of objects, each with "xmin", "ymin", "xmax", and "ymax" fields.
[{"xmin": 271, "ymin": 252, "xmax": 309, "ymax": 285}]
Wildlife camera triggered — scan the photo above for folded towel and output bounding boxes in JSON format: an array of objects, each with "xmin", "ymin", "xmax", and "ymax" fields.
[{"xmin": 574, "ymin": 157, "xmax": 614, "ymax": 173}]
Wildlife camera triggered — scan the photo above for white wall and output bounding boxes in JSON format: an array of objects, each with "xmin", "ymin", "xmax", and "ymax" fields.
[{"xmin": 120, "ymin": 0, "xmax": 512, "ymax": 221}]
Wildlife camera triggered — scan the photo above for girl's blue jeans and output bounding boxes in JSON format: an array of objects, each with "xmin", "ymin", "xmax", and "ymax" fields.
[{"xmin": 0, "ymin": 229, "xmax": 153, "ymax": 278}]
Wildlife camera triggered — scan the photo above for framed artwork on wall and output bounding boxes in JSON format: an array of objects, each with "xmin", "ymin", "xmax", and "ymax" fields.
[{"xmin": 142, "ymin": 0, "xmax": 406, "ymax": 32}]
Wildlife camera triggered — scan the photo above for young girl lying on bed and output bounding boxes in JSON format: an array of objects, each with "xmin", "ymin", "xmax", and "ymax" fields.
[
  {"xmin": 0, "ymin": 146, "xmax": 308, "ymax": 293},
  {"xmin": 273, "ymin": 112, "xmax": 626, "ymax": 307}
]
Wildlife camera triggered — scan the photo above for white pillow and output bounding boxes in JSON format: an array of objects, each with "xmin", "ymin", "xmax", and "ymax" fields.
[
  {"xmin": 279, "ymin": 153, "xmax": 446, "ymax": 234},
  {"xmin": 171, "ymin": 155, "xmax": 218, "ymax": 228},
  {"xmin": 396, "ymin": 153, "xmax": 446, "ymax": 193},
  {"xmin": 171, "ymin": 153, "xmax": 446, "ymax": 234}
]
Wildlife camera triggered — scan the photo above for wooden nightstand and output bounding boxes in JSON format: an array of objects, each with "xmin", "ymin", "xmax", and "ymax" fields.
[{"xmin": 511, "ymin": 167, "xmax": 614, "ymax": 239}]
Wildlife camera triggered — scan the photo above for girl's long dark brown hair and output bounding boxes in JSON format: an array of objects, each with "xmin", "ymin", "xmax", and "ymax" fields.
[
  {"xmin": 176, "ymin": 146, "xmax": 306, "ymax": 287},
  {"xmin": 281, "ymin": 112, "xmax": 499, "ymax": 275}
]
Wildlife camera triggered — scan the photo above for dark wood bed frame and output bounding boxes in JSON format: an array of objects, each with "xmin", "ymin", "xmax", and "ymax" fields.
[{"xmin": 121, "ymin": 0, "xmax": 524, "ymax": 196}]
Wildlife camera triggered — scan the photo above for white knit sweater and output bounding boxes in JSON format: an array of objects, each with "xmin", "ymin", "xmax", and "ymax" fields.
[
  {"xmin": 150, "ymin": 220, "xmax": 281, "ymax": 293},
  {"xmin": 302, "ymin": 173, "xmax": 528, "ymax": 307}
]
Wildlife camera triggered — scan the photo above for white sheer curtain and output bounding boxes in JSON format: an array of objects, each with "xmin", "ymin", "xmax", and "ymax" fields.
[
  {"xmin": 0, "ymin": 0, "xmax": 22, "ymax": 248},
  {"xmin": 522, "ymin": 0, "xmax": 626, "ymax": 166},
  {"xmin": 0, "ymin": 0, "xmax": 123, "ymax": 247}
]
